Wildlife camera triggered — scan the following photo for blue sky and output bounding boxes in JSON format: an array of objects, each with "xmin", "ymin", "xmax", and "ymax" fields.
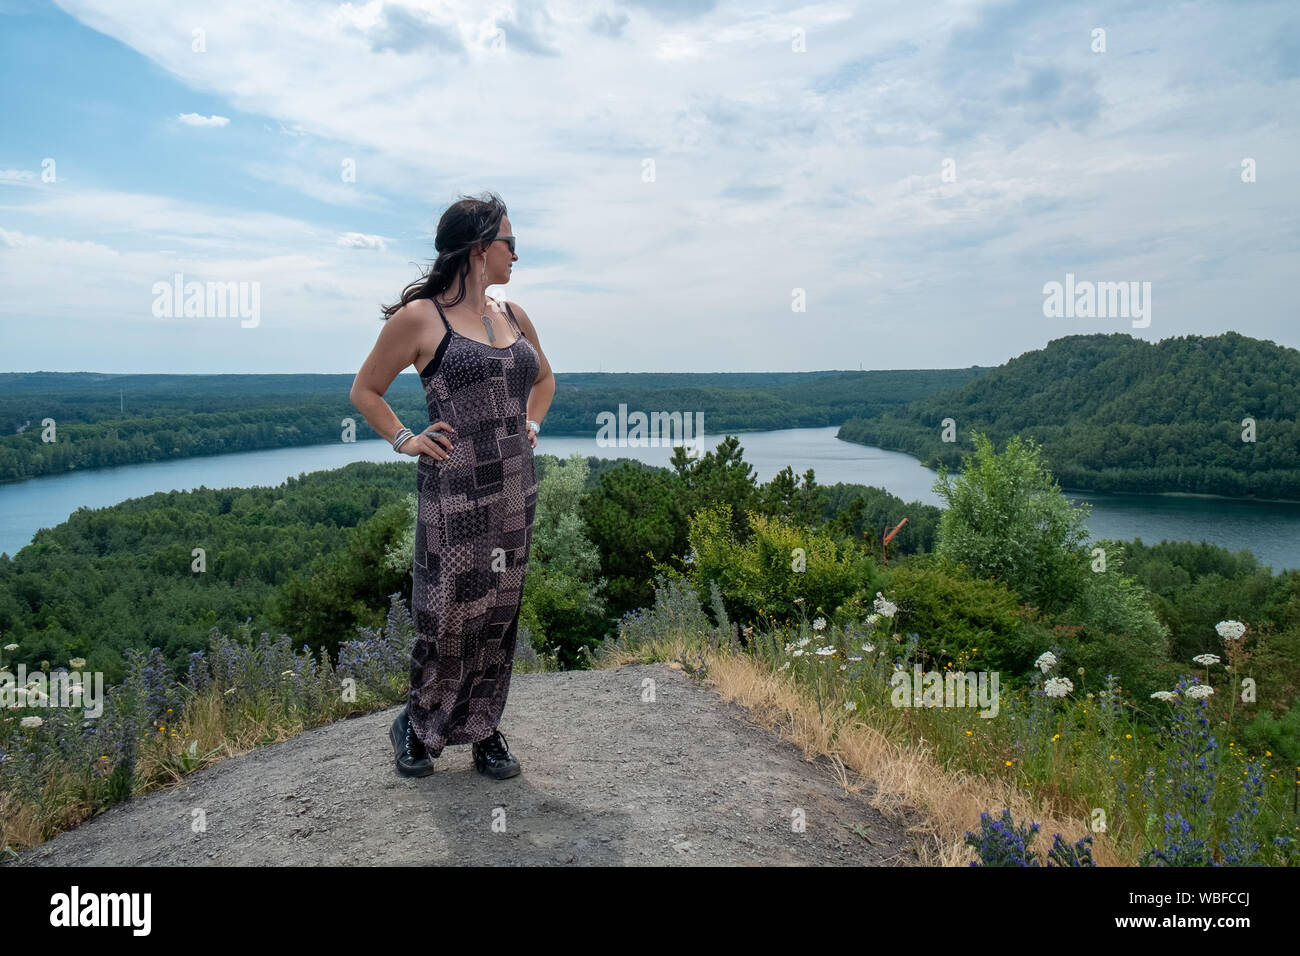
[{"xmin": 0, "ymin": 0, "xmax": 1297, "ymax": 374}]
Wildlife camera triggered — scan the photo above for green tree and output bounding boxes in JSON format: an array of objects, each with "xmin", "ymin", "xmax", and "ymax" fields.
[
  {"xmin": 932, "ymin": 431, "xmax": 1092, "ymax": 615},
  {"xmin": 523, "ymin": 453, "xmax": 607, "ymax": 667},
  {"xmin": 580, "ymin": 460, "xmax": 686, "ymax": 615},
  {"xmin": 669, "ymin": 436, "xmax": 761, "ymax": 543}
]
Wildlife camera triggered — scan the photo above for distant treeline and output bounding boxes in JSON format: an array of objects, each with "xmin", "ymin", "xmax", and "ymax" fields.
[
  {"xmin": 0, "ymin": 368, "xmax": 987, "ymax": 482},
  {"xmin": 839, "ymin": 332, "xmax": 1300, "ymax": 500}
]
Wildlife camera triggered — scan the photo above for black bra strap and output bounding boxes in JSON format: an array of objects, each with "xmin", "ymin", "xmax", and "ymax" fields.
[{"xmin": 431, "ymin": 297, "xmax": 452, "ymax": 332}]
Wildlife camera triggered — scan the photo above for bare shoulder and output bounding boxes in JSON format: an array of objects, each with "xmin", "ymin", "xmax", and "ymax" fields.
[{"xmin": 390, "ymin": 296, "xmax": 437, "ymax": 325}]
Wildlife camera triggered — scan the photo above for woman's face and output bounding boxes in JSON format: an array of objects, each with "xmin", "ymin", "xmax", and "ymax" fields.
[{"xmin": 487, "ymin": 215, "xmax": 517, "ymax": 284}]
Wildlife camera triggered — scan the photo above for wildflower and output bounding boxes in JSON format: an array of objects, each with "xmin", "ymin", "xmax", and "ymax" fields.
[
  {"xmin": 965, "ymin": 730, "xmax": 973, "ymax": 736},
  {"xmin": 1052, "ymin": 734, "xmax": 1060, "ymax": 741},
  {"xmin": 1044, "ymin": 677, "xmax": 1073, "ymax": 698},
  {"xmin": 1035, "ymin": 651, "xmax": 1058, "ymax": 673},
  {"xmin": 1192, "ymin": 654, "xmax": 1220, "ymax": 667},
  {"xmin": 815, "ymin": 646, "xmax": 835, "ymax": 656},
  {"xmin": 813, "ymin": 617, "xmax": 827, "ymax": 631},
  {"xmin": 862, "ymin": 643, "xmax": 875, "ymax": 653},
  {"xmin": 866, "ymin": 613, "xmax": 880, "ymax": 626},
  {"xmin": 1005, "ymin": 760, "xmax": 1012, "ymax": 767},
  {"xmin": 872, "ymin": 593, "xmax": 897, "ymax": 618},
  {"xmin": 1215, "ymin": 620, "xmax": 1246, "ymax": 641},
  {"xmin": 848, "ymin": 656, "xmax": 862, "ymax": 662},
  {"xmin": 1185, "ymin": 684, "xmax": 1214, "ymax": 699},
  {"xmin": 20, "ymin": 716, "xmax": 42, "ymax": 729},
  {"xmin": 778, "ymin": 662, "xmax": 790, "ymax": 671},
  {"xmin": 68, "ymin": 657, "xmax": 86, "ymax": 669},
  {"xmin": 797, "ymin": 636, "xmax": 810, "ymax": 647},
  {"xmin": 794, "ymin": 597, "xmax": 805, "ymax": 605},
  {"xmin": 1150, "ymin": 691, "xmax": 1177, "ymax": 702},
  {"xmin": 844, "ymin": 701, "xmax": 857, "ymax": 711},
  {"xmin": 3, "ymin": 643, "xmax": 17, "ymax": 652},
  {"xmin": 792, "ymin": 650, "xmax": 804, "ymax": 657}
]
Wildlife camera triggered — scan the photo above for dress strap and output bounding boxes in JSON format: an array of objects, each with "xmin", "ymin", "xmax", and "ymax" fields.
[
  {"xmin": 503, "ymin": 302, "xmax": 523, "ymax": 338},
  {"xmin": 431, "ymin": 297, "xmax": 452, "ymax": 332}
]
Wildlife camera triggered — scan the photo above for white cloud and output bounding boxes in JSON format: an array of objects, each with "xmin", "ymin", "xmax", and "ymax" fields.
[
  {"xmin": 177, "ymin": 113, "xmax": 230, "ymax": 127},
  {"xmin": 338, "ymin": 232, "xmax": 388, "ymax": 252}
]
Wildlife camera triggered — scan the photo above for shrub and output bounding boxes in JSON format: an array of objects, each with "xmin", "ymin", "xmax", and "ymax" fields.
[
  {"xmin": 878, "ymin": 560, "xmax": 1034, "ymax": 675},
  {"xmin": 684, "ymin": 503, "xmax": 879, "ymax": 632}
]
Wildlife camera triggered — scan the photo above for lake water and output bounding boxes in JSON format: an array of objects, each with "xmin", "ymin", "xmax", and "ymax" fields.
[{"xmin": 2, "ymin": 426, "xmax": 1297, "ymax": 572}]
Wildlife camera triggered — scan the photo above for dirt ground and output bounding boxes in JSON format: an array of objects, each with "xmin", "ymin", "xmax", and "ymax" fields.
[{"xmin": 6, "ymin": 663, "xmax": 922, "ymax": 866}]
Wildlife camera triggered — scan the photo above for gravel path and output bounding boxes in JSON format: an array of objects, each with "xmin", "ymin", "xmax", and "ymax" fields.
[{"xmin": 6, "ymin": 663, "xmax": 920, "ymax": 866}]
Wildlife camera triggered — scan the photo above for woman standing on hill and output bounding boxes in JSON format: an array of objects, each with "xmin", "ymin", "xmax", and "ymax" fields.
[{"xmin": 349, "ymin": 192, "xmax": 554, "ymax": 779}]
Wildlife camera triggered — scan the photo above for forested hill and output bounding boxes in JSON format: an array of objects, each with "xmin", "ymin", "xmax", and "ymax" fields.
[
  {"xmin": 838, "ymin": 332, "xmax": 1300, "ymax": 500},
  {"xmin": 0, "ymin": 367, "xmax": 988, "ymax": 482}
]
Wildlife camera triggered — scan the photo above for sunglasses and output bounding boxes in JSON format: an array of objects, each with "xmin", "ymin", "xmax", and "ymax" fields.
[{"xmin": 492, "ymin": 235, "xmax": 516, "ymax": 254}]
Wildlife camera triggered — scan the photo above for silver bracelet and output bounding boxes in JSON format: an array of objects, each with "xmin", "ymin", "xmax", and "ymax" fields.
[{"xmin": 392, "ymin": 426, "xmax": 414, "ymax": 452}]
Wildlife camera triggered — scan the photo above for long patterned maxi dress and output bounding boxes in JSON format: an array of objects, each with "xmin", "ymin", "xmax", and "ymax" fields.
[{"xmin": 408, "ymin": 296, "xmax": 539, "ymax": 757}]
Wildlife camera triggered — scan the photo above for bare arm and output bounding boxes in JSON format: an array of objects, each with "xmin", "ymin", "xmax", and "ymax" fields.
[
  {"xmin": 507, "ymin": 301, "xmax": 555, "ymax": 443},
  {"xmin": 349, "ymin": 299, "xmax": 454, "ymax": 460}
]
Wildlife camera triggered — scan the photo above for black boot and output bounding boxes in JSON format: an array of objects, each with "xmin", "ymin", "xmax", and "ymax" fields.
[
  {"xmin": 390, "ymin": 705, "xmax": 436, "ymax": 777},
  {"xmin": 472, "ymin": 729, "xmax": 521, "ymax": 779}
]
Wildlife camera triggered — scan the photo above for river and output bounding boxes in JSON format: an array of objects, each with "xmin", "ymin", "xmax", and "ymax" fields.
[{"xmin": 2, "ymin": 426, "xmax": 1297, "ymax": 572}]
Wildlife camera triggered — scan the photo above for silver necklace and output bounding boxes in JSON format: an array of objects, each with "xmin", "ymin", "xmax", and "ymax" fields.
[{"xmin": 441, "ymin": 292, "xmax": 498, "ymax": 343}]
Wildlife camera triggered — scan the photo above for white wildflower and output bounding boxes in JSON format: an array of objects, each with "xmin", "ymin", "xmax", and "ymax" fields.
[
  {"xmin": 1150, "ymin": 691, "xmax": 1177, "ymax": 702},
  {"xmin": 815, "ymin": 646, "xmax": 835, "ymax": 656},
  {"xmin": 1192, "ymin": 654, "xmax": 1220, "ymax": 667},
  {"xmin": 1215, "ymin": 620, "xmax": 1246, "ymax": 641},
  {"xmin": 866, "ymin": 613, "xmax": 880, "ymax": 626},
  {"xmin": 1043, "ymin": 677, "xmax": 1073, "ymax": 698},
  {"xmin": 792, "ymin": 649, "xmax": 804, "ymax": 658},
  {"xmin": 1185, "ymin": 684, "xmax": 1214, "ymax": 699},
  {"xmin": 813, "ymin": 617, "xmax": 827, "ymax": 631},
  {"xmin": 844, "ymin": 701, "xmax": 857, "ymax": 711},
  {"xmin": 4, "ymin": 643, "xmax": 19, "ymax": 652},
  {"xmin": 848, "ymin": 656, "xmax": 863, "ymax": 662},
  {"xmin": 20, "ymin": 716, "xmax": 43, "ymax": 729},
  {"xmin": 862, "ymin": 643, "xmax": 875, "ymax": 653},
  {"xmin": 793, "ymin": 597, "xmax": 805, "ymax": 605},
  {"xmin": 778, "ymin": 661, "xmax": 790, "ymax": 671},
  {"xmin": 797, "ymin": 636, "xmax": 810, "ymax": 647},
  {"xmin": 872, "ymin": 592, "xmax": 897, "ymax": 618},
  {"xmin": 68, "ymin": 657, "xmax": 86, "ymax": 669},
  {"xmin": 1035, "ymin": 651, "xmax": 1058, "ymax": 673}
]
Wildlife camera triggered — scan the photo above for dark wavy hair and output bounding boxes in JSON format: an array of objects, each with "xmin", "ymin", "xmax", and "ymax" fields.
[{"xmin": 380, "ymin": 191, "xmax": 508, "ymax": 320}]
